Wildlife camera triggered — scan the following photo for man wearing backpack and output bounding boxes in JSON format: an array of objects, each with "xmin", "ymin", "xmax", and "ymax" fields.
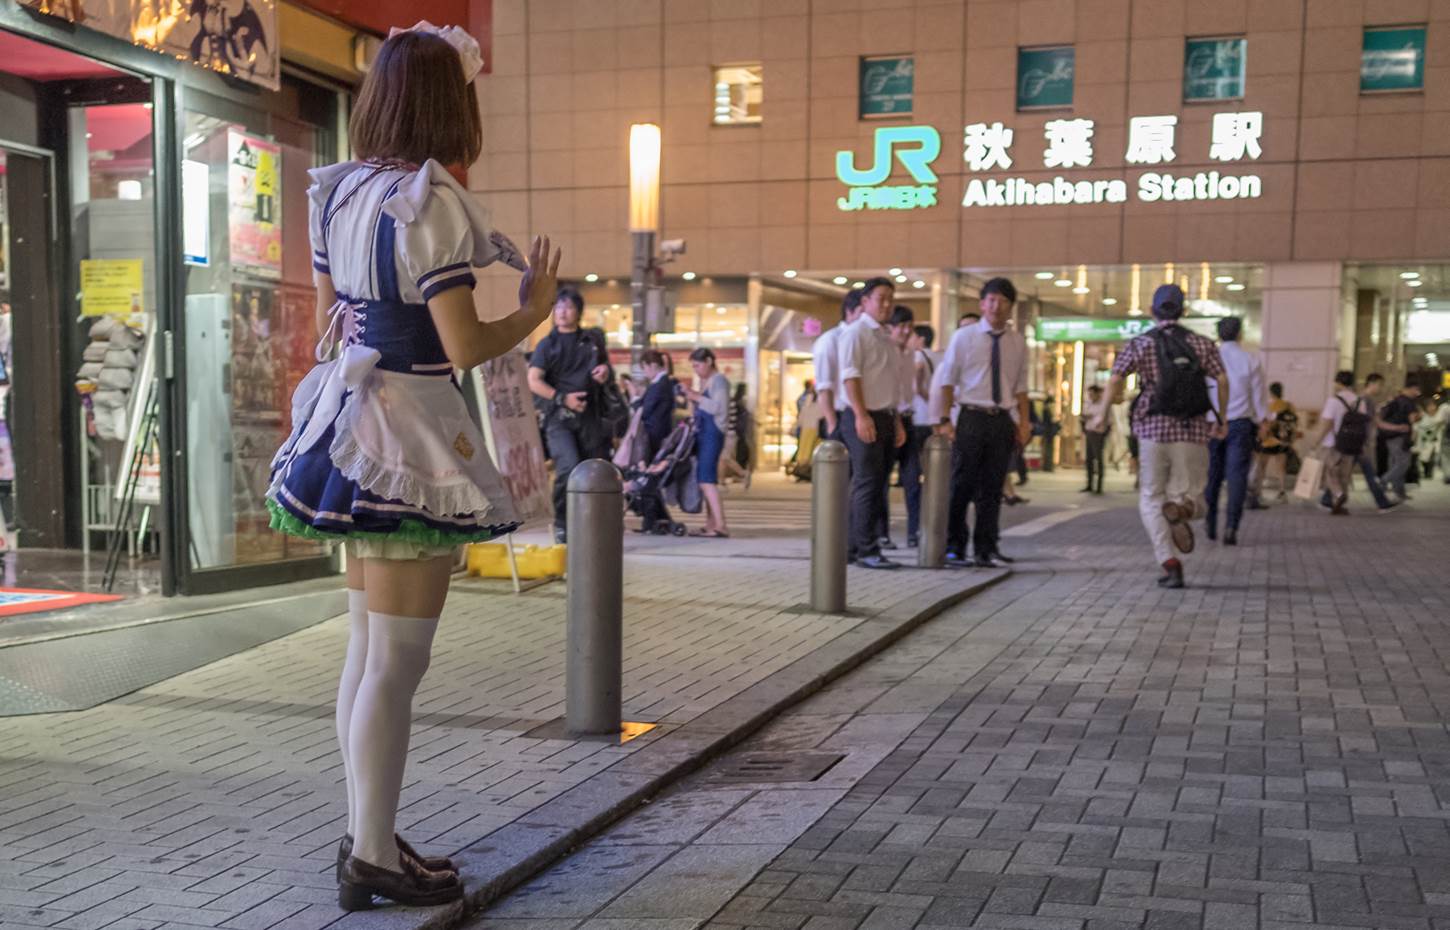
[
  {"xmin": 1307, "ymin": 371, "xmax": 1373, "ymax": 515},
  {"xmin": 1316, "ymin": 373, "xmax": 1397, "ymax": 513},
  {"xmin": 1088, "ymin": 284, "xmax": 1227, "ymax": 589}
]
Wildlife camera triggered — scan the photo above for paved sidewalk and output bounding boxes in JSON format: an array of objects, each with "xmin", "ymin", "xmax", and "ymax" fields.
[
  {"xmin": 469, "ymin": 481, "xmax": 1450, "ymax": 930},
  {"xmin": 0, "ymin": 487, "xmax": 1009, "ymax": 930}
]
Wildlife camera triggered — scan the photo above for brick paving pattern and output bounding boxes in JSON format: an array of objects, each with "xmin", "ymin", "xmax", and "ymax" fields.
[
  {"xmin": 0, "ymin": 523, "xmax": 983, "ymax": 930},
  {"xmin": 695, "ymin": 493, "xmax": 1450, "ymax": 929}
]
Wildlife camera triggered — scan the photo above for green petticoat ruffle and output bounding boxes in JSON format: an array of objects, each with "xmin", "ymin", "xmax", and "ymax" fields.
[{"xmin": 266, "ymin": 498, "xmax": 515, "ymax": 548}]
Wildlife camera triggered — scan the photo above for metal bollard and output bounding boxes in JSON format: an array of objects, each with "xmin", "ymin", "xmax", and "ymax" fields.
[
  {"xmin": 918, "ymin": 434, "xmax": 952, "ymax": 569},
  {"xmin": 565, "ymin": 459, "xmax": 624, "ymax": 737},
  {"xmin": 810, "ymin": 440, "xmax": 850, "ymax": 613}
]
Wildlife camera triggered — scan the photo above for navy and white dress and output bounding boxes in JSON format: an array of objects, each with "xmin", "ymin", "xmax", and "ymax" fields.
[{"xmin": 267, "ymin": 160, "xmax": 523, "ymax": 560}]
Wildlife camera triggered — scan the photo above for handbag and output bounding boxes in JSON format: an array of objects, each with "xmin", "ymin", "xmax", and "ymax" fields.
[
  {"xmin": 1292, "ymin": 452, "xmax": 1325, "ymax": 500},
  {"xmin": 612, "ymin": 407, "xmax": 648, "ymax": 470}
]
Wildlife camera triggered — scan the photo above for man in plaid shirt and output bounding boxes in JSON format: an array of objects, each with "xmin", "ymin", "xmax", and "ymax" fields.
[{"xmin": 1090, "ymin": 284, "xmax": 1228, "ymax": 589}]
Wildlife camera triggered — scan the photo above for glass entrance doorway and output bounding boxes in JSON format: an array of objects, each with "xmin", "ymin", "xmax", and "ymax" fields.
[{"xmin": 0, "ymin": 29, "xmax": 161, "ymax": 598}]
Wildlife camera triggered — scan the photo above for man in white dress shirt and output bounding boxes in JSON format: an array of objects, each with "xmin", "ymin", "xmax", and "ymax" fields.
[
  {"xmin": 902, "ymin": 323, "xmax": 940, "ymax": 548},
  {"xmin": 839, "ymin": 277, "xmax": 906, "ymax": 570},
  {"xmin": 875, "ymin": 304, "xmax": 916, "ymax": 550},
  {"xmin": 1203, "ymin": 316, "xmax": 1268, "ymax": 546},
  {"xmin": 812, "ymin": 289, "xmax": 864, "ymax": 441},
  {"xmin": 930, "ymin": 278, "xmax": 1031, "ymax": 568}
]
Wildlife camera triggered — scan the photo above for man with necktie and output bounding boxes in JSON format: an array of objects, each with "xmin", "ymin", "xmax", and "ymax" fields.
[{"xmin": 929, "ymin": 277, "xmax": 1031, "ymax": 568}]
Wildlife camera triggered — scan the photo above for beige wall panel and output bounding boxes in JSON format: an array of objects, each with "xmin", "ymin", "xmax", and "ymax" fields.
[
  {"xmin": 1121, "ymin": 214, "xmax": 1181, "ymax": 262},
  {"xmin": 1353, "ymin": 160, "xmax": 1421, "ymax": 211},
  {"xmin": 913, "ymin": 2, "xmax": 965, "ymax": 51},
  {"xmin": 1247, "ymin": 0, "xmax": 1304, "ymax": 32},
  {"xmin": 960, "ymin": 218, "xmax": 1014, "ymax": 267},
  {"xmin": 662, "ymin": 143, "xmax": 712, "ymax": 184},
  {"xmin": 1303, "ymin": 0, "xmax": 1363, "ymax": 29},
  {"xmin": 1296, "ymin": 161, "xmax": 1356, "ymax": 211},
  {"xmin": 908, "ymin": 220, "xmax": 962, "ymax": 268},
  {"xmin": 1298, "ymin": 115, "xmax": 1359, "ymax": 160},
  {"xmin": 1293, "ymin": 210, "xmax": 1354, "ymax": 258},
  {"xmin": 1234, "ymin": 211, "xmax": 1292, "ymax": 260},
  {"xmin": 1075, "ymin": 0, "xmax": 1130, "ymax": 41},
  {"xmin": 617, "ymin": 26, "xmax": 664, "ymax": 67},
  {"xmin": 616, "ymin": 0, "xmax": 662, "ymax": 26},
  {"xmin": 572, "ymin": 188, "xmax": 628, "ymax": 232},
  {"xmin": 1348, "ymin": 208, "xmax": 1418, "ymax": 259},
  {"xmin": 1130, "ymin": 0, "xmax": 1185, "ymax": 38},
  {"xmin": 965, "ymin": 2, "xmax": 1019, "ymax": 50},
  {"xmin": 1065, "ymin": 215, "xmax": 1124, "ymax": 265},
  {"xmin": 760, "ymin": 140, "xmax": 810, "ymax": 181},
  {"xmin": 759, "ymin": 226, "xmax": 808, "ymax": 269},
  {"xmin": 760, "ymin": 180, "xmax": 810, "ymax": 225},
  {"xmin": 1413, "ymin": 208, "xmax": 1450, "ymax": 256},
  {"xmin": 1356, "ymin": 113, "xmax": 1426, "ymax": 159},
  {"xmin": 1017, "ymin": 0, "xmax": 1078, "ymax": 44},
  {"xmin": 806, "ymin": 220, "xmax": 857, "ymax": 268},
  {"xmin": 1184, "ymin": 0, "xmax": 1248, "ymax": 36},
  {"xmin": 762, "ymin": 16, "xmax": 809, "ymax": 59}
]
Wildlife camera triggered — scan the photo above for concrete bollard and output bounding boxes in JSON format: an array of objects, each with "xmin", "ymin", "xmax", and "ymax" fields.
[
  {"xmin": 565, "ymin": 459, "xmax": 624, "ymax": 737},
  {"xmin": 918, "ymin": 434, "xmax": 952, "ymax": 569},
  {"xmin": 810, "ymin": 440, "xmax": 850, "ymax": 613}
]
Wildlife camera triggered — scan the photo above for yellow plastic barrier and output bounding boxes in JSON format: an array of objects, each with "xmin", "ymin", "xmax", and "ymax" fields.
[{"xmin": 466, "ymin": 542, "xmax": 566, "ymax": 579}]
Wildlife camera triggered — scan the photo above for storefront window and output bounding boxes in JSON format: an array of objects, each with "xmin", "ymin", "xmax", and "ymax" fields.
[
  {"xmin": 180, "ymin": 76, "xmax": 341, "ymax": 571},
  {"xmin": 713, "ymin": 64, "xmax": 762, "ymax": 125}
]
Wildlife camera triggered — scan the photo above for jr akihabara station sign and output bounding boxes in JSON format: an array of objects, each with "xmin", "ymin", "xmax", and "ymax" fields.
[{"xmin": 835, "ymin": 111, "xmax": 1265, "ymax": 211}]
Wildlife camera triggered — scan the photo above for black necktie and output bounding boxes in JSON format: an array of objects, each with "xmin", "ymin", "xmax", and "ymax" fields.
[{"xmin": 990, "ymin": 332, "xmax": 1002, "ymax": 407}]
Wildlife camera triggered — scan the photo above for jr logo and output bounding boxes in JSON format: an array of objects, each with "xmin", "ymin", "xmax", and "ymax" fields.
[{"xmin": 835, "ymin": 126, "xmax": 941, "ymax": 211}]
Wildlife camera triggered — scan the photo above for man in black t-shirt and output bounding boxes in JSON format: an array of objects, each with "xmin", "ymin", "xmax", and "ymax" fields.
[
  {"xmin": 1378, "ymin": 378, "xmax": 1421, "ymax": 502},
  {"xmin": 528, "ymin": 286, "xmax": 613, "ymax": 542}
]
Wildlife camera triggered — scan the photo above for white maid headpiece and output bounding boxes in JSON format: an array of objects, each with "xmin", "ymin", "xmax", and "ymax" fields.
[{"xmin": 388, "ymin": 20, "xmax": 484, "ymax": 83}]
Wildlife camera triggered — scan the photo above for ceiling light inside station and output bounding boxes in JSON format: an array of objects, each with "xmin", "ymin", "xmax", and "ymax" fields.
[
  {"xmin": 888, "ymin": 267, "xmax": 903, "ymax": 276},
  {"xmin": 832, "ymin": 276, "xmax": 848, "ymax": 285},
  {"xmin": 1054, "ymin": 279, "xmax": 1071, "ymax": 287},
  {"xmin": 852, "ymin": 281, "xmax": 864, "ymax": 288},
  {"xmin": 584, "ymin": 273, "xmax": 599, "ymax": 282},
  {"xmin": 912, "ymin": 280, "xmax": 926, "ymax": 289},
  {"xmin": 1226, "ymin": 283, "xmax": 1246, "ymax": 291},
  {"xmin": 1102, "ymin": 297, "xmax": 1118, "ymax": 306},
  {"xmin": 1073, "ymin": 286, "xmax": 1090, "ymax": 295},
  {"xmin": 1214, "ymin": 275, "xmax": 1233, "ymax": 283},
  {"xmin": 1407, "ymin": 279, "xmax": 1424, "ymax": 287},
  {"xmin": 1401, "ymin": 271, "xmax": 1421, "ymax": 279},
  {"xmin": 1035, "ymin": 271, "xmax": 1054, "ymax": 280},
  {"xmin": 895, "ymin": 274, "xmax": 908, "ymax": 283},
  {"xmin": 783, "ymin": 269, "xmax": 797, "ymax": 278},
  {"xmin": 682, "ymin": 271, "xmax": 697, "ymax": 281}
]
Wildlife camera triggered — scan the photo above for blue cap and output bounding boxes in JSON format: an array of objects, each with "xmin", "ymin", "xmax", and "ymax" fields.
[{"xmin": 1152, "ymin": 283, "xmax": 1185, "ymax": 318}]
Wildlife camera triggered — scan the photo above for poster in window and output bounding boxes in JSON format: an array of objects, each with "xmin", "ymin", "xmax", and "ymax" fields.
[
  {"xmin": 1184, "ymin": 37, "xmax": 1246, "ymax": 101},
  {"xmin": 477, "ymin": 352, "xmax": 551, "ymax": 525},
  {"xmin": 1017, "ymin": 46, "xmax": 1075, "ymax": 110},
  {"xmin": 19, "ymin": 0, "xmax": 279, "ymax": 90},
  {"xmin": 1361, "ymin": 26, "xmax": 1425, "ymax": 93},
  {"xmin": 860, "ymin": 56, "xmax": 914, "ymax": 118},
  {"xmin": 228, "ymin": 129, "xmax": 282, "ymax": 279},
  {"xmin": 230, "ymin": 283, "xmax": 285, "ymax": 562}
]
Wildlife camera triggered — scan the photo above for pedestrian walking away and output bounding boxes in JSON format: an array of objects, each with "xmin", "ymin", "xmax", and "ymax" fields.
[
  {"xmin": 931, "ymin": 276, "xmax": 1031, "ymax": 569},
  {"xmin": 1378, "ymin": 376, "xmax": 1421, "ymax": 503},
  {"xmin": 528, "ymin": 285, "xmax": 617, "ymax": 543},
  {"xmin": 1318, "ymin": 373, "xmax": 1397, "ymax": 513},
  {"xmin": 903, "ymin": 322, "xmax": 940, "ymax": 547},
  {"xmin": 684, "ymin": 347, "xmax": 732, "ymax": 537},
  {"xmin": 839, "ymin": 276, "xmax": 906, "ymax": 569},
  {"xmin": 1203, "ymin": 315, "xmax": 1268, "ymax": 546},
  {"xmin": 266, "ymin": 22, "xmax": 563, "ymax": 910},
  {"xmin": 1089, "ymin": 284, "xmax": 1227, "ymax": 590},
  {"xmin": 1252, "ymin": 381, "xmax": 1298, "ymax": 503},
  {"xmin": 1307, "ymin": 370, "xmax": 1374, "ymax": 516},
  {"xmin": 1081, "ymin": 384, "xmax": 1110, "ymax": 494}
]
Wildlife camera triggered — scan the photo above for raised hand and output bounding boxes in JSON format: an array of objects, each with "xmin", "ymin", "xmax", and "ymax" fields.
[{"xmin": 519, "ymin": 235, "xmax": 563, "ymax": 315}]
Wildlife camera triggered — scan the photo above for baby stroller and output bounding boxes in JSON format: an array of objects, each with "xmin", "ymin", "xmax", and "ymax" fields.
[{"xmin": 624, "ymin": 418, "xmax": 701, "ymax": 535}]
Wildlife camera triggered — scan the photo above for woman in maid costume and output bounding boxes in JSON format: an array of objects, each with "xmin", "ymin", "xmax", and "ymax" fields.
[{"xmin": 266, "ymin": 22, "xmax": 562, "ymax": 910}]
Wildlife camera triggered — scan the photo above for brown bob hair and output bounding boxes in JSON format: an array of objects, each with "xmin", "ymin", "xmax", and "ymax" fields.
[{"xmin": 350, "ymin": 30, "xmax": 482, "ymax": 168}]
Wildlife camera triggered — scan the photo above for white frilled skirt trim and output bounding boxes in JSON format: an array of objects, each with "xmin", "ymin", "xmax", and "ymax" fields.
[{"xmin": 269, "ymin": 356, "xmax": 519, "ymax": 527}]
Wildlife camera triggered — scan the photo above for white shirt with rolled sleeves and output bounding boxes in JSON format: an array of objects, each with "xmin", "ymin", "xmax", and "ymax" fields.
[
  {"xmin": 838, "ymin": 315, "xmax": 902, "ymax": 412},
  {"xmin": 812, "ymin": 324, "xmax": 848, "ymax": 411},
  {"xmin": 1209, "ymin": 341, "xmax": 1268, "ymax": 423},
  {"xmin": 931, "ymin": 319, "xmax": 1028, "ymax": 416}
]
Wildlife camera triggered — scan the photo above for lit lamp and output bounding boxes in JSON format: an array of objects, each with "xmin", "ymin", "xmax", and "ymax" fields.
[{"xmin": 628, "ymin": 123, "xmax": 661, "ymax": 370}]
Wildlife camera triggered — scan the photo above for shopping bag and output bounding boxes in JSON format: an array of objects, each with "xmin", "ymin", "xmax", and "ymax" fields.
[{"xmin": 1292, "ymin": 453, "xmax": 1324, "ymax": 500}]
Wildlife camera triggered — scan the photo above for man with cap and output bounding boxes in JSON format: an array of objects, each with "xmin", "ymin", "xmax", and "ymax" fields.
[{"xmin": 1087, "ymin": 284, "xmax": 1227, "ymax": 589}]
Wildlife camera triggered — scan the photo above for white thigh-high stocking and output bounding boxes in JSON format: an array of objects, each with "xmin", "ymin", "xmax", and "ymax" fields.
[
  {"xmin": 348, "ymin": 611, "xmax": 439, "ymax": 871},
  {"xmin": 336, "ymin": 590, "xmax": 369, "ymax": 838}
]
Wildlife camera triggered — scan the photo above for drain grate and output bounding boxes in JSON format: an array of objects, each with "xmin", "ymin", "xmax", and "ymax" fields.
[{"xmin": 709, "ymin": 751, "xmax": 845, "ymax": 783}]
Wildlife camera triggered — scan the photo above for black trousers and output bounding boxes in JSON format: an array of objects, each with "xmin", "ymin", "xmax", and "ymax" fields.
[
  {"xmin": 545, "ymin": 415, "xmax": 613, "ymax": 533},
  {"xmin": 902, "ymin": 424, "xmax": 930, "ymax": 540},
  {"xmin": 842, "ymin": 408, "xmax": 894, "ymax": 561},
  {"xmin": 947, "ymin": 408, "xmax": 1015, "ymax": 557},
  {"xmin": 875, "ymin": 414, "xmax": 916, "ymax": 542},
  {"xmin": 1084, "ymin": 431, "xmax": 1107, "ymax": 492}
]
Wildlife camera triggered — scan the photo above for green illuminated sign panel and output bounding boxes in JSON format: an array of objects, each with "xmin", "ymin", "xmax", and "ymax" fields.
[
  {"xmin": 1017, "ymin": 46, "xmax": 1074, "ymax": 110},
  {"xmin": 835, "ymin": 125, "xmax": 940, "ymax": 211},
  {"xmin": 1037, "ymin": 317, "xmax": 1219, "ymax": 342},
  {"xmin": 1184, "ymin": 37, "xmax": 1245, "ymax": 101},
  {"xmin": 860, "ymin": 56, "xmax": 914, "ymax": 118},
  {"xmin": 1362, "ymin": 26, "xmax": 1425, "ymax": 92}
]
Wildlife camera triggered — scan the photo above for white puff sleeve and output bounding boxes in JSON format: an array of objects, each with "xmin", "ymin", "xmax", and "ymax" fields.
[{"xmin": 394, "ymin": 184, "xmax": 477, "ymax": 302}]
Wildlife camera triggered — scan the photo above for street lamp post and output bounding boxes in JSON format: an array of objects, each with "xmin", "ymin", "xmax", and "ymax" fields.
[{"xmin": 628, "ymin": 123, "xmax": 661, "ymax": 373}]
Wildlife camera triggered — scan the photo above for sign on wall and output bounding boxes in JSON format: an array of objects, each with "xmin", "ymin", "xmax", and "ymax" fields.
[
  {"xmin": 860, "ymin": 56, "xmax": 914, "ymax": 119},
  {"xmin": 1017, "ymin": 46, "xmax": 1074, "ymax": 110},
  {"xmin": 227, "ymin": 130, "xmax": 282, "ymax": 278},
  {"xmin": 80, "ymin": 259, "xmax": 145, "ymax": 316},
  {"xmin": 1037, "ymin": 317, "xmax": 1217, "ymax": 342},
  {"xmin": 834, "ymin": 125, "xmax": 940, "ymax": 211},
  {"xmin": 1184, "ymin": 37, "xmax": 1246, "ymax": 101},
  {"xmin": 1361, "ymin": 26, "xmax": 1425, "ymax": 92},
  {"xmin": 20, "ymin": 0, "xmax": 280, "ymax": 90}
]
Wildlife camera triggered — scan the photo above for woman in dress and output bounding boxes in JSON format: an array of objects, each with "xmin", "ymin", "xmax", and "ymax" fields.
[
  {"xmin": 266, "ymin": 24, "xmax": 561, "ymax": 911},
  {"xmin": 684, "ymin": 347, "xmax": 730, "ymax": 537}
]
